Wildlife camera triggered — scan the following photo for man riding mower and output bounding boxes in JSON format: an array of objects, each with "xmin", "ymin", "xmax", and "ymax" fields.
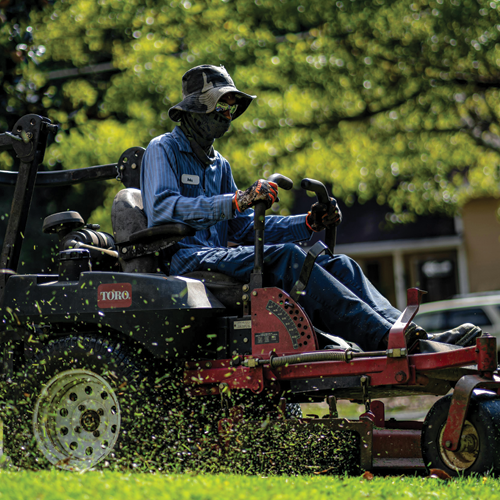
[{"xmin": 0, "ymin": 66, "xmax": 498, "ymax": 476}]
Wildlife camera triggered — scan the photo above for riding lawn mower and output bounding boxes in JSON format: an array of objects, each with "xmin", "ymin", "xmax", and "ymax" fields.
[{"xmin": 1, "ymin": 114, "xmax": 500, "ymax": 475}]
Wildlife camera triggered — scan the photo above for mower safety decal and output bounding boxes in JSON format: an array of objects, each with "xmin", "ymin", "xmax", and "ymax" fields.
[
  {"xmin": 255, "ymin": 331, "xmax": 279, "ymax": 345},
  {"xmin": 265, "ymin": 300, "xmax": 300, "ymax": 349},
  {"xmin": 97, "ymin": 283, "xmax": 132, "ymax": 309}
]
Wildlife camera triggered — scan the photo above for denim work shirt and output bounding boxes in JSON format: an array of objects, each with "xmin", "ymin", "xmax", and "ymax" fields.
[{"xmin": 141, "ymin": 126, "xmax": 311, "ymax": 275}]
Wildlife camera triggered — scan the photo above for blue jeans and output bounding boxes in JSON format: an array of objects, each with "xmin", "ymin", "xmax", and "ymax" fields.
[{"xmin": 197, "ymin": 243, "xmax": 402, "ymax": 351}]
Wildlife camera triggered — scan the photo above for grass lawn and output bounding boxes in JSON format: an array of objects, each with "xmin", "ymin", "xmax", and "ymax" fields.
[
  {"xmin": 1, "ymin": 471, "xmax": 500, "ymax": 500},
  {"xmin": 1, "ymin": 394, "xmax": 491, "ymax": 499}
]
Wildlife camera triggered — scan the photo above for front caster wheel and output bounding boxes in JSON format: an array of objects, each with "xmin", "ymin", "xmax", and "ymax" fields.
[{"xmin": 421, "ymin": 392, "xmax": 500, "ymax": 476}]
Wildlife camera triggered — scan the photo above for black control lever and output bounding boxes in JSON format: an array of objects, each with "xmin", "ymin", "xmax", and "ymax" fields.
[
  {"xmin": 253, "ymin": 174, "xmax": 293, "ymax": 239},
  {"xmin": 301, "ymin": 178, "xmax": 336, "ymax": 254},
  {"xmin": 249, "ymin": 174, "xmax": 294, "ymax": 297},
  {"xmin": 268, "ymin": 173, "xmax": 293, "ymax": 191}
]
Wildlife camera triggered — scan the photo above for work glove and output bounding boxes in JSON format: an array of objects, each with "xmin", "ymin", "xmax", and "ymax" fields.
[
  {"xmin": 234, "ymin": 179, "xmax": 279, "ymax": 212},
  {"xmin": 306, "ymin": 197, "xmax": 342, "ymax": 232}
]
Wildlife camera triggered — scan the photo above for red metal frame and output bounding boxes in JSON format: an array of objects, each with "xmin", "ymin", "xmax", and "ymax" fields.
[
  {"xmin": 184, "ymin": 344, "xmax": 481, "ymax": 394},
  {"xmin": 183, "ymin": 287, "xmax": 500, "ymax": 471},
  {"xmin": 250, "ymin": 288, "xmax": 319, "ymax": 356}
]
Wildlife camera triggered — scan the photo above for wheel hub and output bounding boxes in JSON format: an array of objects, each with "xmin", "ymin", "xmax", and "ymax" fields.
[
  {"xmin": 439, "ymin": 420, "xmax": 479, "ymax": 471},
  {"xmin": 33, "ymin": 369, "xmax": 121, "ymax": 470},
  {"xmin": 81, "ymin": 409, "xmax": 101, "ymax": 432}
]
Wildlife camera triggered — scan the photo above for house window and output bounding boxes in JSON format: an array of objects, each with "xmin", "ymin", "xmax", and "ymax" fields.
[
  {"xmin": 366, "ymin": 261, "xmax": 381, "ymax": 290},
  {"xmin": 418, "ymin": 258, "xmax": 457, "ymax": 302}
]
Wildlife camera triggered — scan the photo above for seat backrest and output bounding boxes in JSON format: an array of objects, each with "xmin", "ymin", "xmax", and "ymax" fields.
[
  {"xmin": 111, "ymin": 188, "xmax": 147, "ymax": 245},
  {"xmin": 111, "ymin": 188, "xmax": 161, "ymax": 273}
]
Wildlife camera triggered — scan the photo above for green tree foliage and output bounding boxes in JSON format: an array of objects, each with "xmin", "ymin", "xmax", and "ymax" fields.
[
  {"xmin": 0, "ymin": 0, "xmax": 52, "ymax": 169},
  {"xmin": 0, "ymin": 0, "xmax": 110, "ymax": 273},
  {"xmin": 3, "ymin": 0, "xmax": 500, "ymax": 229}
]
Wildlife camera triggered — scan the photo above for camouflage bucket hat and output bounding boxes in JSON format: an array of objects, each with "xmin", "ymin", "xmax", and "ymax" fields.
[{"xmin": 168, "ymin": 65, "xmax": 256, "ymax": 122}]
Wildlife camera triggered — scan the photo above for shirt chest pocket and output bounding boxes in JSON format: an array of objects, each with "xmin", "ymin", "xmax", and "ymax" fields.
[{"xmin": 180, "ymin": 174, "xmax": 203, "ymax": 197}]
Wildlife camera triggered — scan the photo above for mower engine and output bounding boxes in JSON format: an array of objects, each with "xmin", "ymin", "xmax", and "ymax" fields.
[{"xmin": 42, "ymin": 211, "xmax": 118, "ymax": 273}]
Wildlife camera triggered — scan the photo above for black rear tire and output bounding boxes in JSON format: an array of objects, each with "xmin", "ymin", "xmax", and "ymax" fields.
[
  {"xmin": 4, "ymin": 336, "xmax": 155, "ymax": 470},
  {"xmin": 421, "ymin": 391, "xmax": 500, "ymax": 476}
]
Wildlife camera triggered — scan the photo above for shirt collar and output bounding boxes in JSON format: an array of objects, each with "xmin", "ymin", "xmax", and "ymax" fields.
[
  {"xmin": 171, "ymin": 126, "xmax": 193, "ymax": 154},
  {"xmin": 172, "ymin": 125, "xmax": 221, "ymax": 165}
]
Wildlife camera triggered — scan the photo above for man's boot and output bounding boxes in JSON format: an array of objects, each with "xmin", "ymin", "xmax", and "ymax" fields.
[
  {"xmin": 404, "ymin": 322, "xmax": 481, "ymax": 348},
  {"xmin": 427, "ymin": 323, "xmax": 482, "ymax": 347},
  {"xmin": 379, "ymin": 323, "xmax": 481, "ymax": 350}
]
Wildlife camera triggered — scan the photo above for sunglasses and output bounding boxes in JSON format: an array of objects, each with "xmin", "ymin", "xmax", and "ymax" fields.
[{"xmin": 215, "ymin": 101, "xmax": 238, "ymax": 117}]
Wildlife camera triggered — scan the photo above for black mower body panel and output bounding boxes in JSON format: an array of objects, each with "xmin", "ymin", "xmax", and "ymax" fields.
[{"xmin": 1, "ymin": 271, "xmax": 226, "ymax": 358}]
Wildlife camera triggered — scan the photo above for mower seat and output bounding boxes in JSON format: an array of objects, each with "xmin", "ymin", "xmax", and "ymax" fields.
[
  {"xmin": 112, "ymin": 188, "xmax": 194, "ymax": 273},
  {"xmin": 111, "ymin": 188, "xmax": 245, "ymax": 310}
]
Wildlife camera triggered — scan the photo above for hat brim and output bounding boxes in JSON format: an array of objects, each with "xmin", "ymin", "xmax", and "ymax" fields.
[{"xmin": 168, "ymin": 85, "xmax": 256, "ymax": 122}]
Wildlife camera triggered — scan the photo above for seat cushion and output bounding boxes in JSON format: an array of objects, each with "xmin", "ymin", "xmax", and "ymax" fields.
[{"xmin": 183, "ymin": 271, "xmax": 244, "ymax": 310}]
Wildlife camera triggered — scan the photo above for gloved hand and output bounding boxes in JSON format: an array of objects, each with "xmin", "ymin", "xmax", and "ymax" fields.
[
  {"xmin": 234, "ymin": 179, "xmax": 279, "ymax": 212},
  {"xmin": 306, "ymin": 197, "xmax": 342, "ymax": 232}
]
